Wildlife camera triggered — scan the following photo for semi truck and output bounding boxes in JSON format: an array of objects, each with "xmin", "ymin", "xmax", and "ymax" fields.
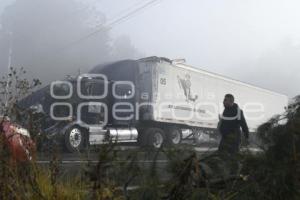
[{"xmin": 20, "ymin": 57, "xmax": 289, "ymax": 152}]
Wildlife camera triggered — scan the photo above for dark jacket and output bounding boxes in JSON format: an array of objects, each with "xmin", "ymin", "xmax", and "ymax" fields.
[{"xmin": 219, "ymin": 103, "xmax": 249, "ymax": 138}]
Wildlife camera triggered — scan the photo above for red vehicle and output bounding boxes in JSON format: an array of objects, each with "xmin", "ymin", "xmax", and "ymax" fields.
[{"xmin": 0, "ymin": 116, "xmax": 36, "ymax": 163}]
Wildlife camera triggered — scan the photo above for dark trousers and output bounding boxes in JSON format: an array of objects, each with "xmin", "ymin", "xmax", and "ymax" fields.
[
  {"xmin": 218, "ymin": 130, "xmax": 241, "ymax": 155},
  {"xmin": 218, "ymin": 130, "xmax": 241, "ymax": 174}
]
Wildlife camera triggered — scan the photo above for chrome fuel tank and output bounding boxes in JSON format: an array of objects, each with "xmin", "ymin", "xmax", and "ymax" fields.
[{"xmin": 107, "ymin": 128, "xmax": 138, "ymax": 143}]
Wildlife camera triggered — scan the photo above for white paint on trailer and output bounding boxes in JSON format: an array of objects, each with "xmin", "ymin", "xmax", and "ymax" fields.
[{"xmin": 148, "ymin": 59, "xmax": 288, "ymax": 132}]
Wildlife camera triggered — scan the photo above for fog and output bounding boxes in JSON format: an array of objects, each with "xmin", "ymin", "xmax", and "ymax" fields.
[
  {"xmin": 0, "ymin": 0, "xmax": 299, "ymax": 97},
  {"xmin": 0, "ymin": 0, "xmax": 141, "ymax": 84}
]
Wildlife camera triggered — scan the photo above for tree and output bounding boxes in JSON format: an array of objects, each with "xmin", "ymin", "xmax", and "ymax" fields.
[{"xmin": 0, "ymin": 0, "xmax": 140, "ymax": 85}]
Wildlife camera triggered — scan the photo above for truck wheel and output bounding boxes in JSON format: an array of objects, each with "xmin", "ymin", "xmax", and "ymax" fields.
[
  {"xmin": 146, "ymin": 128, "xmax": 165, "ymax": 148},
  {"xmin": 167, "ymin": 128, "xmax": 182, "ymax": 145},
  {"xmin": 64, "ymin": 126, "xmax": 86, "ymax": 153}
]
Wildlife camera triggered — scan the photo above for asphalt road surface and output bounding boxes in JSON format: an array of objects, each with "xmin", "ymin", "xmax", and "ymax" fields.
[{"xmin": 36, "ymin": 142, "xmax": 261, "ymax": 184}]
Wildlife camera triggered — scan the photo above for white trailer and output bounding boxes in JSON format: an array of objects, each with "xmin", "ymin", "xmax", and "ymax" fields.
[{"xmin": 147, "ymin": 58, "xmax": 288, "ymax": 133}]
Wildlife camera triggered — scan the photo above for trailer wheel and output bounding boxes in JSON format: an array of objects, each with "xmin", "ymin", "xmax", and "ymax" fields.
[
  {"xmin": 146, "ymin": 128, "xmax": 165, "ymax": 148},
  {"xmin": 64, "ymin": 126, "xmax": 86, "ymax": 153},
  {"xmin": 167, "ymin": 128, "xmax": 182, "ymax": 145}
]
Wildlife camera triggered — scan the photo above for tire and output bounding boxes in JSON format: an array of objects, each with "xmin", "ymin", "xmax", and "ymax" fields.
[
  {"xmin": 64, "ymin": 126, "xmax": 86, "ymax": 153},
  {"xmin": 167, "ymin": 128, "xmax": 182, "ymax": 145},
  {"xmin": 146, "ymin": 128, "xmax": 165, "ymax": 148}
]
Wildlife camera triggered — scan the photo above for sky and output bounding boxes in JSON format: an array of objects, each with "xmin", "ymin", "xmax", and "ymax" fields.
[
  {"xmin": 0, "ymin": 0, "xmax": 12, "ymax": 12},
  {"xmin": 1, "ymin": 0, "xmax": 300, "ymax": 97}
]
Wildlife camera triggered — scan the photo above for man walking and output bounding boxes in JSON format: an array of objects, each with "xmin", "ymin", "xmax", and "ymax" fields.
[{"xmin": 218, "ymin": 94, "xmax": 249, "ymax": 156}]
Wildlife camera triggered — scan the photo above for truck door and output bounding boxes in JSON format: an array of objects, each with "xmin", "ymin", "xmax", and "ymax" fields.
[
  {"xmin": 111, "ymin": 82, "xmax": 135, "ymax": 125},
  {"xmin": 78, "ymin": 77, "xmax": 108, "ymax": 127}
]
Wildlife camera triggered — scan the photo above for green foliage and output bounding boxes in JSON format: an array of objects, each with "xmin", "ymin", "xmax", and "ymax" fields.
[
  {"xmin": 238, "ymin": 96, "xmax": 300, "ymax": 200},
  {"xmin": 0, "ymin": 67, "xmax": 41, "ymax": 116}
]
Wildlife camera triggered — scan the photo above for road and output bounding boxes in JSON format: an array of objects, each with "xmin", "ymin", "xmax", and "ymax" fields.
[
  {"xmin": 36, "ymin": 144, "xmax": 219, "ymax": 164},
  {"xmin": 36, "ymin": 143, "xmax": 261, "ymax": 183}
]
